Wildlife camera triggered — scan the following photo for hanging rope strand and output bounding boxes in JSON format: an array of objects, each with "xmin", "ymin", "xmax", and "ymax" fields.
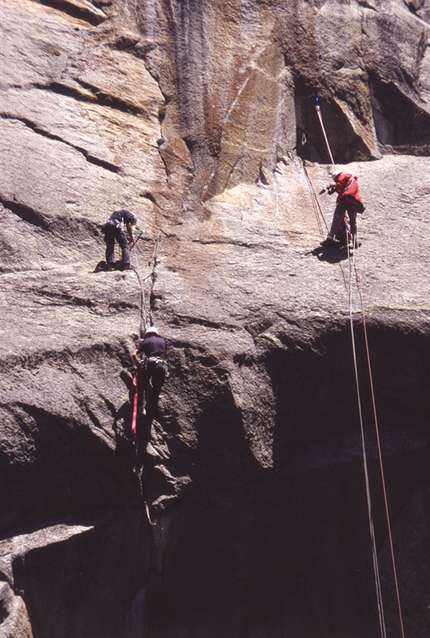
[
  {"xmin": 315, "ymin": 95, "xmax": 335, "ymax": 166},
  {"xmin": 302, "ymin": 161, "xmax": 329, "ymax": 237},
  {"xmin": 353, "ymin": 241, "xmax": 407, "ymax": 638},
  {"xmin": 142, "ymin": 273, "xmax": 154, "ymax": 328},
  {"xmin": 315, "ymin": 95, "xmax": 406, "ymax": 637},
  {"xmin": 347, "ymin": 245, "xmax": 388, "ymax": 638},
  {"xmin": 148, "ymin": 234, "xmax": 162, "ymax": 270},
  {"xmin": 131, "ymin": 247, "xmax": 148, "ymax": 334},
  {"xmin": 145, "ymin": 234, "xmax": 162, "ymax": 328},
  {"xmin": 130, "ymin": 234, "xmax": 162, "ymax": 334}
]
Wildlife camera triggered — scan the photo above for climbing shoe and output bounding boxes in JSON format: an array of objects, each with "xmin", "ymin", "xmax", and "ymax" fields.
[
  {"xmin": 94, "ymin": 260, "xmax": 107, "ymax": 272},
  {"xmin": 321, "ymin": 236, "xmax": 337, "ymax": 247},
  {"xmin": 120, "ymin": 262, "xmax": 133, "ymax": 271}
]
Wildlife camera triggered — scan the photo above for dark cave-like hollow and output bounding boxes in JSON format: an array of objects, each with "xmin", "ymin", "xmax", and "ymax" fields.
[{"xmin": 145, "ymin": 319, "xmax": 430, "ymax": 638}]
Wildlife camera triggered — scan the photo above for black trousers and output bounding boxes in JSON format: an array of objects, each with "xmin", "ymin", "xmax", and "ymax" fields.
[
  {"xmin": 104, "ymin": 224, "xmax": 130, "ymax": 265},
  {"xmin": 138, "ymin": 360, "xmax": 166, "ymax": 416},
  {"xmin": 330, "ymin": 195, "xmax": 364, "ymax": 237}
]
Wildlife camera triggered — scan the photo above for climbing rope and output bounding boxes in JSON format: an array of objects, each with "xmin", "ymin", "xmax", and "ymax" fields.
[
  {"xmin": 131, "ymin": 249, "xmax": 148, "ymax": 334},
  {"xmin": 302, "ymin": 160, "xmax": 329, "ymax": 238},
  {"xmin": 314, "ymin": 94, "xmax": 406, "ymax": 637},
  {"xmin": 346, "ymin": 242, "xmax": 388, "ymax": 638},
  {"xmin": 148, "ymin": 233, "xmax": 162, "ymax": 270},
  {"xmin": 315, "ymin": 94, "xmax": 335, "ymax": 166},
  {"xmin": 129, "ymin": 234, "xmax": 162, "ymax": 454},
  {"xmin": 350, "ymin": 242, "xmax": 407, "ymax": 638},
  {"xmin": 130, "ymin": 233, "xmax": 162, "ymax": 334},
  {"xmin": 293, "ymin": 93, "xmax": 336, "ymax": 240}
]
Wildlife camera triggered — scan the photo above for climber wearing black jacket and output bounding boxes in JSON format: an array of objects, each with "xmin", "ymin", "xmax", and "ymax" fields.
[
  {"xmin": 132, "ymin": 326, "xmax": 168, "ymax": 417},
  {"xmin": 103, "ymin": 209, "xmax": 137, "ymax": 271}
]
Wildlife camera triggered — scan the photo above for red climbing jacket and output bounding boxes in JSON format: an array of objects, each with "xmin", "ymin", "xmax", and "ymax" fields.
[{"xmin": 335, "ymin": 173, "xmax": 364, "ymax": 206}]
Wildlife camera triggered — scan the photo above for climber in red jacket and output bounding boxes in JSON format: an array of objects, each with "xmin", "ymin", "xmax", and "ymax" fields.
[{"xmin": 322, "ymin": 172, "xmax": 365, "ymax": 248}]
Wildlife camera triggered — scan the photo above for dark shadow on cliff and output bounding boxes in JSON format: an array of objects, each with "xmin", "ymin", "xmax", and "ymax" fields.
[
  {"xmin": 266, "ymin": 320, "xmax": 430, "ymax": 470},
  {"xmin": 261, "ymin": 319, "xmax": 430, "ymax": 638},
  {"xmin": 371, "ymin": 75, "xmax": 430, "ymax": 152},
  {"xmin": 0, "ymin": 396, "xmax": 149, "ymax": 638},
  {"xmin": 109, "ymin": 369, "xmax": 137, "ymax": 469},
  {"xmin": 266, "ymin": 320, "xmax": 370, "ymax": 467},
  {"xmin": 0, "ymin": 403, "xmax": 142, "ymax": 538},
  {"xmin": 144, "ymin": 380, "xmax": 276, "ymax": 636},
  {"xmin": 294, "ymin": 79, "xmax": 374, "ymax": 163},
  {"xmin": 137, "ymin": 324, "xmax": 430, "ymax": 638},
  {"xmin": 11, "ymin": 508, "xmax": 149, "ymax": 638},
  {"xmin": 310, "ymin": 244, "xmax": 349, "ymax": 263},
  {"xmin": 145, "ymin": 378, "xmax": 267, "ymax": 495}
]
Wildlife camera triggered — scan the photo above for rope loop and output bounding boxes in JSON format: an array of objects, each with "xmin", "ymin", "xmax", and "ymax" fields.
[{"xmin": 131, "ymin": 233, "xmax": 162, "ymax": 334}]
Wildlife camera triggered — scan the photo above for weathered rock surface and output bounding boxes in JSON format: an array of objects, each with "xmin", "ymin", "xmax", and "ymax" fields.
[{"xmin": 1, "ymin": 0, "xmax": 430, "ymax": 637}]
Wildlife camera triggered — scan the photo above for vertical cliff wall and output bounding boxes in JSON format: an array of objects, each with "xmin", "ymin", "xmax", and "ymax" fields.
[{"xmin": 1, "ymin": 0, "xmax": 430, "ymax": 637}]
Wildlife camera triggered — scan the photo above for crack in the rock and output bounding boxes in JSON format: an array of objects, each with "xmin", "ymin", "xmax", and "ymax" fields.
[
  {"xmin": 170, "ymin": 315, "xmax": 240, "ymax": 331},
  {"xmin": 8, "ymin": 285, "xmax": 138, "ymax": 314},
  {"xmin": 135, "ymin": 58, "xmax": 171, "ymax": 185},
  {"xmin": 1, "ymin": 114, "xmax": 120, "ymax": 174},
  {"xmin": 0, "ymin": 197, "xmax": 108, "ymax": 242},
  {"xmin": 0, "ymin": 198, "xmax": 50, "ymax": 231},
  {"xmin": 83, "ymin": 403, "xmax": 105, "ymax": 431},
  {"xmin": 190, "ymin": 237, "xmax": 278, "ymax": 249},
  {"xmin": 75, "ymin": 78, "xmax": 147, "ymax": 116},
  {"xmin": 357, "ymin": 0, "xmax": 378, "ymax": 11},
  {"xmin": 33, "ymin": 288, "xmax": 137, "ymax": 313},
  {"xmin": 0, "ymin": 342, "xmax": 130, "ymax": 375},
  {"xmin": 37, "ymin": 80, "xmax": 147, "ymax": 118},
  {"xmin": 34, "ymin": 0, "xmax": 107, "ymax": 26},
  {"xmin": 140, "ymin": 192, "xmax": 158, "ymax": 205}
]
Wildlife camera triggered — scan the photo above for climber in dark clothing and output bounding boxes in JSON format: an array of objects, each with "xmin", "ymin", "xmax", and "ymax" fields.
[
  {"xmin": 132, "ymin": 327, "xmax": 168, "ymax": 417},
  {"xmin": 103, "ymin": 209, "xmax": 137, "ymax": 271}
]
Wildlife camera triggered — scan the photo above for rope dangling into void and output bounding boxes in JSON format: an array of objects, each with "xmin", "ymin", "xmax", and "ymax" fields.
[
  {"xmin": 347, "ymin": 242, "xmax": 388, "ymax": 638},
  {"xmin": 314, "ymin": 93, "xmax": 406, "ymax": 637},
  {"xmin": 351, "ymin": 242, "xmax": 407, "ymax": 638}
]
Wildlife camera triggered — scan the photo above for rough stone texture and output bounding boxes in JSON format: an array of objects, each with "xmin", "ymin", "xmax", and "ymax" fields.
[{"xmin": 1, "ymin": 0, "xmax": 430, "ymax": 637}]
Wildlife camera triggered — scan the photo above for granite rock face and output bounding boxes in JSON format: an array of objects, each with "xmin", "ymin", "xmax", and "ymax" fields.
[{"xmin": 1, "ymin": 0, "xmax": 430, "ymax": 637}]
